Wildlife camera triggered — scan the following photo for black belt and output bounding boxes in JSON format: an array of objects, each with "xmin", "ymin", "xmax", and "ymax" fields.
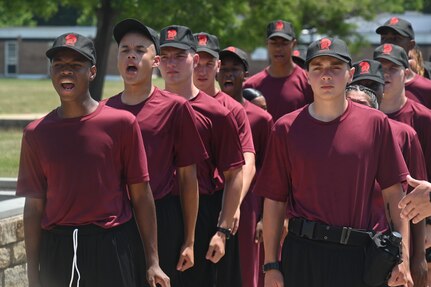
[{"xmin": 288, "ymin": 218, "xmax": 372, "ymax": 246}]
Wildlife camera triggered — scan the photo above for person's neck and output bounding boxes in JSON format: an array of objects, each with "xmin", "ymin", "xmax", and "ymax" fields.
[
  {"xmin": 268, "ymin": 61, "xmax": 296, "ymax": 78},
  {"xmin": 308, "ymin": 97, "xmax": 348, "ymax": 122},
  {"xmin": 228, "ymin": 90, "xmax": 244, "ymax": 104},
  {"xmin": 121, "ymin": 83, "xmax": 154, "ymax": 105},
  {"xmin": 166, "ymin": 83, "xmax": 200, "ymax": 100},
  {"xmin": 200, "ymin": 84, "xmax": 218, "ymax": 97},
  {"xmin": 58, "ymin": 96, "xmax": 98, "ymax": 119},
  {"xmin": 380, "ymin": 92, "xmax": 408, "ymax": 114}
]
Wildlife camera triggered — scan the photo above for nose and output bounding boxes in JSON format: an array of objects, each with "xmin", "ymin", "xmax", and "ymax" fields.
[
  {"xmin": 127, "ymin": 52, "xmax": 136, "ymax": 59},
  {"xmin": 60, "ymin": 65, "xmax": 73, "ymax": 75}
]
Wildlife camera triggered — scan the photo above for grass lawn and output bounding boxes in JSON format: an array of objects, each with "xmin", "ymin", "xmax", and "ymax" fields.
[{"xmin": 0, "ymin": 77, "xmax": 165, "ymax": 178}]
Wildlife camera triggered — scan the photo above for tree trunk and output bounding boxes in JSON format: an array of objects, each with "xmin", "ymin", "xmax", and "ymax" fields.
[{"xmin": 89, "ymin": 0, "xmax": 117, "ymax": 101}]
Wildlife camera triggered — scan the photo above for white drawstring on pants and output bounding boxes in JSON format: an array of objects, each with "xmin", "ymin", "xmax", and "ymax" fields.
[{"xmin": 69, "ymin": 229, "xmax": 81, "ymax": 287}]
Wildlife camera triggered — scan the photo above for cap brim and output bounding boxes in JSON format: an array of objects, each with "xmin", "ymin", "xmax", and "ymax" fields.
[
  {"xmin": 351, "ymin": 75, "xmax": 385, "ymax": 85},
  {"xmin": 46, "ymin": 46, "xmax": 94, "ymax": 64},
  {"xmin": 267, "ymin": 32, "xmax": 293, "ymax": 40},
  {"xmin": 219, "ymin": 50, "xmax": 248, "ymax": 71},
  {"xmin": 306, "ymin": 52, "xmax": 350, "ymax": 68},
  {"xmin": 113, "ymin": 19, "xmax": 160, "ymax": 54},
  {"xmin": 376, "ymin": 26, "xmax": 411, "ymax": 38},
  {"xmin": 374, "ymin": 55, "xmax": 407, "ymax": 68},
  {"xmin": 160, "ymin": 42, "xmax": 195, "ymax": 51},
  {"xmin": 196, "ymin": 47, "xmax": 219, "ymax": 58}
]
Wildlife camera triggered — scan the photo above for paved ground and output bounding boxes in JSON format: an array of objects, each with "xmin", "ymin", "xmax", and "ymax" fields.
[{"xmin": 0, "ymin": 114, "xmax": 43, "ymax": 129}]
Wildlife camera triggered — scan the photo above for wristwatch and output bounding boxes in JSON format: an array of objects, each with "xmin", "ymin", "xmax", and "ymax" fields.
[
  {"xmin": 262, "ymin": 261, "xmax": 280, "ymax": 273},
  {"xmin": 216, "ymin": 226, "xmax": 232, "ymax": 240}
]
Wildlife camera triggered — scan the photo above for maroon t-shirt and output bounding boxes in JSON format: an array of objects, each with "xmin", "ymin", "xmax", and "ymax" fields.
[
  {"xmin": 405, "ymin": 74, "xmax": 431, "ymax": 109},
  {"xmin": 105, "ymin": 87, "xmax": 207, "ymax": 200},
  {"xmin": 214, "ymin": 91, "xmax": 255, "ymax": 154},
  {"xmin": 243, "ymin": 100, "xmax": 273, "ymax": 172},
  {"xmin": 16, "ymin": 102, "xmax": 149, "ymax": 230},
  {"xmin": 371, "ymin": 119, "xmax": 427, "ymax": 232},
  {"xmin": 243, "ymin": 65, "xmax": 313, "ymax": 121},
  {"xmin": 255, "ymin": 101, "xmax": 408, "ymax": 230},
  {"xmin": 387, "ymin": 98, "xmax": 431, "ymax": 181},
  {"xmin": 189, "ymin": 91, "xmax": 245, "ymax": 194}
]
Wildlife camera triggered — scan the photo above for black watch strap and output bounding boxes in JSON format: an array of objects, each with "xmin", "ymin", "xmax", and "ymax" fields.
[
  {"xmin": 262, "ymin": 261, "xmax": 280, "ymax": 273},
  {"xmin": 216, "ymin": 226, "xmax": 232, "ymax": 239}
]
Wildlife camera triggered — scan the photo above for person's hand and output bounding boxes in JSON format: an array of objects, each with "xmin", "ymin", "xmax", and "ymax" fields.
[
  {"xmin": 206, "ymin": 232, "xmax": 226, "ymax": 263},
  {"xmin": 264, "ymin": 269, "xmax": 284, "ymax": 287},
  {"xmin": 147, "ymin": 264, "xmax": 171, "ymax": 287},
  {"xmin": 387, "ymin": 261, "xmax": 410, "ymax": 286},
  {"xmin": 255, "ymin": 219, "xmax": 263, "ymax": 244},
  {"xmin": 232, "ymin": 208, "xmax": 240, "ymax": 235},
  {"xmin": 399, "ymin": 175, "xmax": 431, "ymax": 223},
  {"xmin": 176, "ymin": 242, "xmax": 194, "ymax": 272},
  {"xmin": 411, "ymin": 255, "xmax": 427, "ymax": 287}
]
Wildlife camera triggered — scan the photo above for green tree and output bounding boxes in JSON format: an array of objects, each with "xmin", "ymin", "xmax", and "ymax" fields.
[{"xmin": 0, "ymin": 0, "xmax": 426, "ymax": 100}]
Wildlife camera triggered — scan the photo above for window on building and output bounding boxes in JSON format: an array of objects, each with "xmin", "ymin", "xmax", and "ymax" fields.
[{"xmin": 5, "ymin": 41, "xmax": 18, "ymax": 76}]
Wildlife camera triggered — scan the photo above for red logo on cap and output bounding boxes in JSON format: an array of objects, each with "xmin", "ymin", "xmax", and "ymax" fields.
[
  {"xmin": 320, "ymin": 38, "xmax": 332, "ymax": 50},
  {"xmin": 293, "ymin": 50, "xmax": 300, "ymax": 56},
  {"xmin": 359, "ymin": 61, "xmax": 370, "ymax": 74},
  {"xmin": 275, "ymin": 21, "xmax": 284, "ymax": 31},
  {"xmin": 226, "ymin": 46, "xmax": 236, "ymax": 52},
  {"xmin": 383, "ymin": 44, "xmax": 393, "ymax": 54},
  {"xmin": 198, "ymin": 34, "xmax": 208, "ymax": 46},
  {"xmin": 167, "ymin": 29, "xmax": 177, "ymax": 40},
  {"xmin": 65, "ymin": 34, "xmax": 77, "ymax": 46},
  {"xmin": 389, "ymin": 17, "xmax": 399, "ymax": 25}
]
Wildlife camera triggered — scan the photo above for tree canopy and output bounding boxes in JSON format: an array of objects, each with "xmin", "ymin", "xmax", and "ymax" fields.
[{"xmin": 0, "ymin": 0, "xmax": 426, "ymax": 99}]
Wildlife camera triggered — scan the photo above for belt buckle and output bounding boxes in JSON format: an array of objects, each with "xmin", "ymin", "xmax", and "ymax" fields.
[
  {"xmin": 300, "ymin": 220, "xmax": 315, "ymax": 239},
  {"xmin": 340, "ymin": 227, "xmax": 352, "ymax": 245}
]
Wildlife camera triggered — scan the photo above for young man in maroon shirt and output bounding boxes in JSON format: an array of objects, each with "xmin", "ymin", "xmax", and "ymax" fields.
[
  {"xmin": 257, "ymin": 37, "xmax": 410, "ymax": 287},
  {"xmin": 374, "ymin": 43, "xmax": 431, "ymax": 287},
  {"xmin": 105, "ymin": 19, "xmax": 208, "ymax": 286},
  {"xmin": 376, "ymin": 17, "xmax": 431, "ymax": 109},
  {"xmin": 243, "ymin": 20, "xmax": 313, "ymax": 121},
  {"xmin": 193, "ymin": 32, "xmax": 256, "ymax": 235},
  {"xmin": 16, "ymin": 33, "xmax": 169, "ymax": 287},
  {"xmin": 218, "ymin": 46, "xmax": 274, "ymax": 287},
  {"xmin": 158, "ymin": 25, "xmax": 245, "ymax": 287}
]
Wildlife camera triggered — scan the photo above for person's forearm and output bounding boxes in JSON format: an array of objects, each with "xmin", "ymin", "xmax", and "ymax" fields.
[
  {"xmin": 23, "ymin": 198, "xmax": 44, "ymax": 285},
  {"xmin": 177, "ymin": 165, "xmax": 199, "ymax": 245},
  {"xmin": 263, "ymin": 199, "xmax": 285, "ymax": 263},
  {"xmin": 383, "ymin": 184, "xmax": 410, "ymax": 262},
  {"xmin": 130, "ymin": 182, "xmax": 160, "ymax": 267},
  {"xmin": 240, "ymin": 152, "xmax": 256, "ymax": 204},
  {"xmin": 411, "ymin": 220, "xmax": 426, "ymax": 259},
  {"xmin": 218, "ymin": 167, "xmax": 243, "ymax": 228}
]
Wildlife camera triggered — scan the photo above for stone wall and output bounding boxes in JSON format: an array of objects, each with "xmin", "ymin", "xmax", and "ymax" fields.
[{"xmin": 0, "ymin": 215, "xmax": 27, "ymax": 287}]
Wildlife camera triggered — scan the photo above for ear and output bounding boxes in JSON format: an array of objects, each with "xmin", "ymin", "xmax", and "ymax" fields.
[
  {"xmin": 89, "ymin": 65, "xmax": 97, "ymax": 81},
  {"xmin": 216, "ymin": 59, "xmax": 221, "ymax": 73},
  {"xmin": 347, "ymin": 66, "xmax": 355, "ymax": 84},
  {"xmin": 193, "ymin": 53, "xmax": 200, "ymax": 68},
  {"xmin": 243, "ymin": 71, "xmax": 249, "ymax": 81},
  {"xmin": 153, "ymin": 55, "xmax": 161, "ymax": 68}
]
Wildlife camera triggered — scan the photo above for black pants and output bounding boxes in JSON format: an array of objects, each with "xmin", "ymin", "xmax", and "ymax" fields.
[
  {"xmin": 39, "ymin": 220, "xmax": 137, "ymax": 287},
  {"xmin": 155, "ymin": 194, "xmax": 184, "ymax": 287},
  {"xmin": 281, "ymin": 233, "xmax": 386, "ymax": 287},
  {"xmin": 181, "ymin": 191, "xmax": 242, "ymax": 287}
]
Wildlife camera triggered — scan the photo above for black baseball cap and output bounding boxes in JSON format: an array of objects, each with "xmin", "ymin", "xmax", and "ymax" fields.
[
  {"xmin": 219, "ymin": 46, "xmax": 249, "ymax": 72},
  {"xmin": 374, "ymin": 44, "xmax": 409, "ymax": 68},
  {"xmin": 46, "ymin": 33, "xmax": 96, "ymax": 65},
  {"xmin": 292, "ymin": 47, "xmax": 306, "ymax": 68},
  {"xmin": 113, "ymin": 18, "xmax": 160, "ymax": 55},
  {"xmin": 305, "ymin": 37, "xmax": 351, "ymax": 68},
  {"xmin": 351, "ymin": 59, "xmax": 385, "ymax": 85},
  {"xmin": 376, "ymin": 17, "xmax": 415, "ymax": 39},
  {"xmin": 267, "ymin": 20, "xmax": 295, "ymax": 40},
  {"xmin": 193, "ymin": 32, "xmax": 220, "ymax": 58},
  {"xmin": 160, "ymin": 25, "xmax": 196, "ymax": 51}
]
